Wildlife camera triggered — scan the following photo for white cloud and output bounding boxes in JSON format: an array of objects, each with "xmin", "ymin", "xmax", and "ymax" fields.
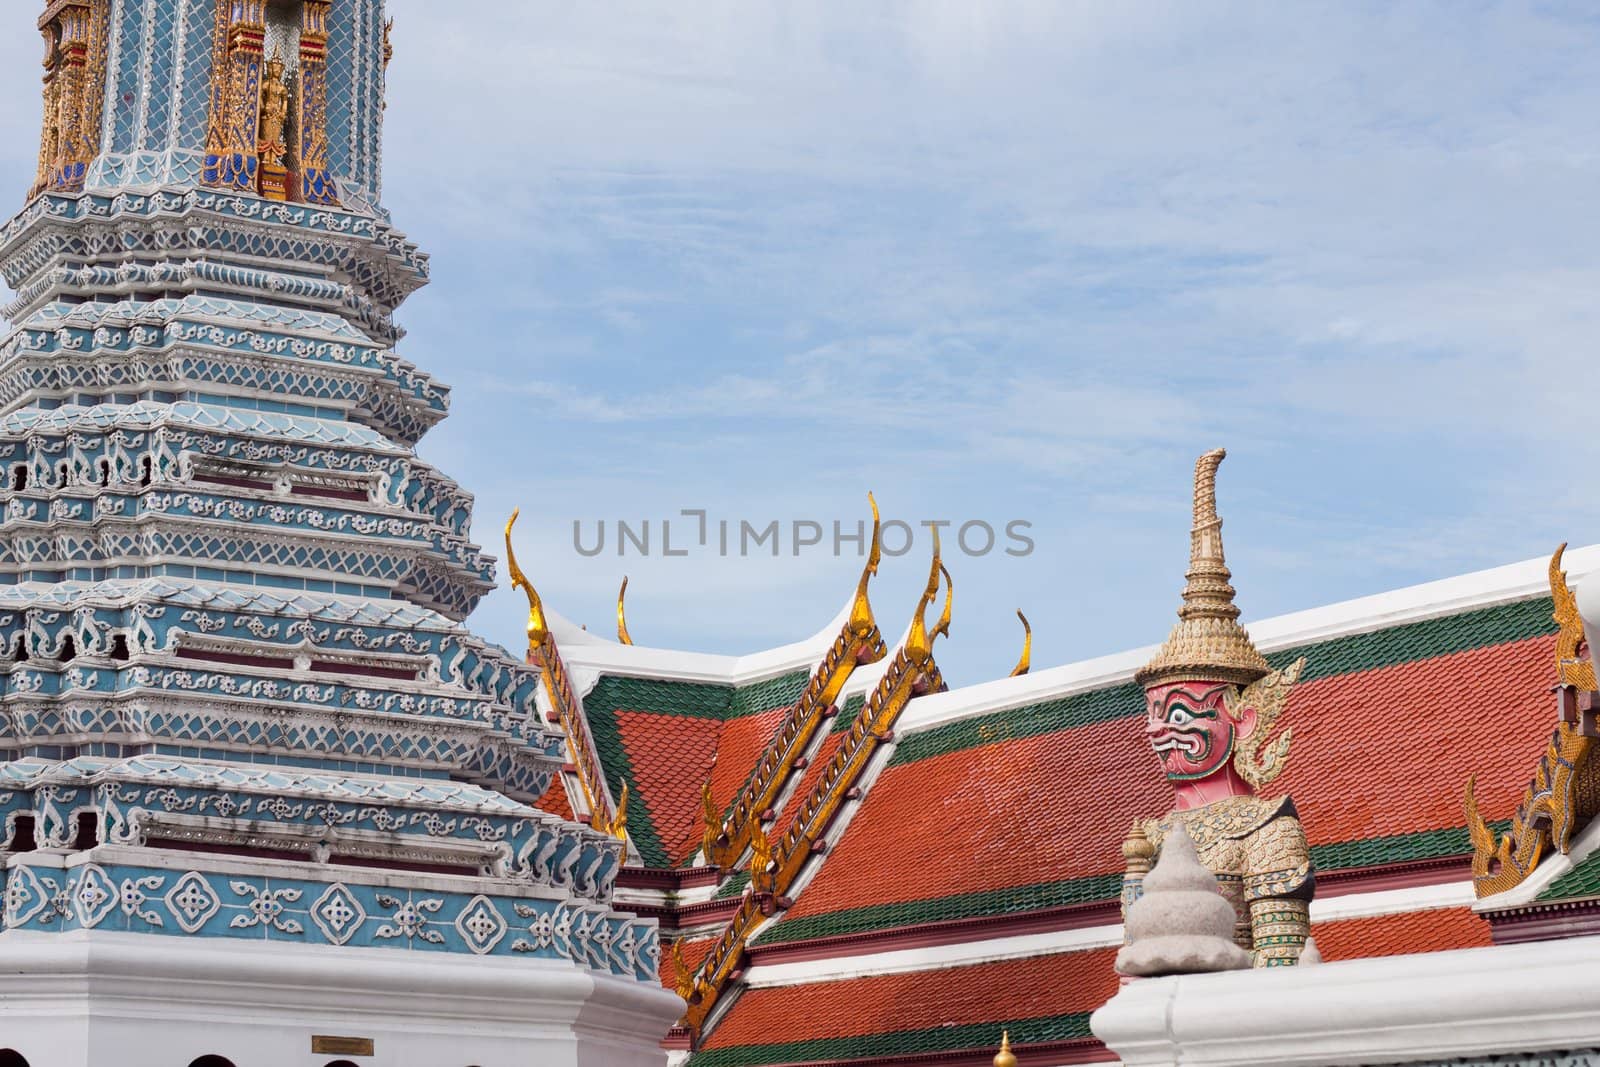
[{"xmin": 0, "ymin": 3, "xmax": 1595, "ymax": 681}]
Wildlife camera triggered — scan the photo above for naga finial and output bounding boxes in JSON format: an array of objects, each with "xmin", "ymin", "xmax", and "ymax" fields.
[
  {"xmin": 847, "ymin": 493, "xmax": 883, "ymax": 640},
  {"xmin": 1551, "ymin": 543, "xmax": 1596, "ymax": 691},
  {"xmin": 1009, "ymin": 610, "xmax": 1032, "ymax": 677},
  {"xmin": 700, "ymin": 779, "xmax": 718, "ymax": 855},
  {"xmin": 671, "ymin": 937, "xmax": 694, "ymax": 1001},
  {"xmin": 749, "ymin": 816, "xmax": 775, "ymax": 894},
  {"xmin": 906, "ymin": 531, "xmax": 953, "ymax": 666},
  {"xmin": 617, "ymin": 575, "xmax": 634, "ymax": 645},
  {"xmin": 1136, "ymin": 449, "xmax": 1270, "ymax": 688},
  {"xmin": 504, "ymin": 509, "xmax": 549, "ymax": 653},
  {"xmin": 607, "ymin": 780, "xmax": 630, "ymax": 865}
]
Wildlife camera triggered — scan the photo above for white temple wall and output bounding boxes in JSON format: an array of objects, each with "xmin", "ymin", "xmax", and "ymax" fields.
[
  {"xmin": 1091, "ymin": 935, "xmax": 1600, "ymax": 1067},
  {"xmin": 0, "ymin": 931, "xmax": 683, "ymax": 1067}
]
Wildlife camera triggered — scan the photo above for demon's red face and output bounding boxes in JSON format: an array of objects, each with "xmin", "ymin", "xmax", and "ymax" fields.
[{"xmin": 1144, "ymin": 681, "xmax": 1255, "ymax": 781}]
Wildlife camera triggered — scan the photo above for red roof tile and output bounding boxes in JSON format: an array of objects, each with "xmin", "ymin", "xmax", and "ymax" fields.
[
  {"xmin": 533, "ymin": 774, "xmax": 574, "ymax": 821},
  {"xmin": 1276, "ymin": 634, "xmax": 1557, "ymax": 847},
  {"xmin": 784, "ymin": 632, "xmax": 1556, "ymax": 925},
  {"xmin": 1313, "ymin": 905, "xmax": 1491, "ymax": 960},
  {"xmin": 710, "ymin": 706, "xmax": 792, "ymax": 815},
  {"xmin": 618, "ymin": 711, "xmax": 725, "ymax": 866},
  {"xmin": 783, "ymin": 716, "xmax": 1164, "ymax": 922}
]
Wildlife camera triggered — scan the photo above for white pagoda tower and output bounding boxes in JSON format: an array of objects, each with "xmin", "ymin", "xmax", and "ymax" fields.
[{"xmin": 0, "ymin": 2, "xmax": 681, "ymax": 1065}]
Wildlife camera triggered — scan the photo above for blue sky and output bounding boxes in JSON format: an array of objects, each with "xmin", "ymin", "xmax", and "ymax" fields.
[{"xmin": 3, "ymin": 2, "xmax": 1599, "ymax": 684}]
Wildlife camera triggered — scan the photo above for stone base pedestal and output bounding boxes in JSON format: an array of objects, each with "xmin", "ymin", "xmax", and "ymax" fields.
[{"xmin": 259, "ymin": 162, "xmax": 291, "ymax": 201}]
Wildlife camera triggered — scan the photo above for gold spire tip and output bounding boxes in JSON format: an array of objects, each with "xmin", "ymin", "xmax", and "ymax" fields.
[
  {"xmin": 504, "ymin": 509, "xmax": 550, "ymax": 653},
  {"xmin": 848, "ymin": 493, "xmax": 883, "ymax": 638},
  {"xmin": 993, "ymin": 1031, "xmax": 1017, "ymax": 1067},
  {"xmin": 617, "ymin": 575, "xmax": 634, "ymax": 645},
  {"xmin": 1009, "ymin": 611, "xmax": 1032, "ymax": 677},
  {"xmin": 1135, "ymin": 448, "xmax": 1268, "ymax": 688},
  {"xmin": 907, "ymin": 532, "xmax": 952, "ymax": 664}
]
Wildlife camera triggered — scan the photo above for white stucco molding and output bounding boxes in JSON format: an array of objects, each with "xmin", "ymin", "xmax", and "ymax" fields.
[
  {"xmin": 0, "ymin": 929, "xmax": 684, "ymax": 1067},
  {"xmin": 1092, "ymin": 934, "xmax": 1600, "ymax": 1066},
  {"xmin": 550, "ymin": 596, "xmax": 851, "ymax": 685},
  {"xmin": 739, "ymin": 880, "xmax": 1472, "ymax": 990}
]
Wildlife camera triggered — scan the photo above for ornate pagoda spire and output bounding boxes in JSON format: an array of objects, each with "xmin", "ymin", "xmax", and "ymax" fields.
[{"xmin": 1136, "ymin": 448, "xmax": 1269, "ymax": 688}]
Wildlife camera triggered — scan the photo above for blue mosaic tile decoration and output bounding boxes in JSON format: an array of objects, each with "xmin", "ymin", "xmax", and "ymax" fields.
[{"xmin": 0, "ymin": 1, "xmax": 660, "ymax": 984}]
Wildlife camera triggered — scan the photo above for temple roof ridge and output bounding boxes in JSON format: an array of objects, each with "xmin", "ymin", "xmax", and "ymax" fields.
[
  {"xmin": 555, "ymin": 589, "xmax": 861, "ymax": 687},
  {"xmin": 898, "ymin": 542, "xmax": 1600, "ymax": 737}
]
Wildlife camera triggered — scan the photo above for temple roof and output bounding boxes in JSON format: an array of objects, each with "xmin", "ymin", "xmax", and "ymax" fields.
[
  {"xmin": 544, "ymin": 597, "xmax": 862, "ymax": 867},
  {"xmin": 514, "ymin": 541, "xmax": 1598, "ymax": 1058},
  {"xmin": 759, "ymin": 588, "xmax": 1559, "ymax": 947},
  {"xmin": 695, "ymin": 949, "xmax": 1116, "ymax": 1067}
]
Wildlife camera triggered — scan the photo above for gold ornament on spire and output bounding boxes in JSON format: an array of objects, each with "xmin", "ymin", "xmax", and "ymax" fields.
[
  {"xmin": 906, "ymin": 531, "xmax": 953, "ymax": 666},
  {"xmin": 700, "ymin": 779, "xmax": 719, "ymax": 855},
  {"xmin": 617, "ymin": 576, "xmax": 634, "ymax": 645},
  {"xmin": 748, "ymin": 816, "xmax": 775, "ymax": 895},
  {"xmin": 504, "ymin": 509, "xmax": 549, "ymax": 652},
  {"xmin": 612, "ymin": 780, "xmax": 629, "ymax": 832},
  {"xmin": 847, "ymin": 493, "xmax": 884, "ymax": 641},
  {"xmin": 1551, "ymin": 543, "xmax": 1597, "ymax": 691},
  {"xmin": 993, "ymin": 1032, "xmax": 1017, "ymax": 1067},
  {"xmin": 1009, "ymin": 611, "xmax": 1032, "ymax": 677},
  {"xmin": 1461, "ymin": 545, "xmax": 1600, "ymax": 898},
  {"xmin": 670, "ymin": 937, "xmax": 694, "ymax": 1001},
  {"xmin": 1136, "ymin": 448, "xmax": 1270, "ymax": 688}
]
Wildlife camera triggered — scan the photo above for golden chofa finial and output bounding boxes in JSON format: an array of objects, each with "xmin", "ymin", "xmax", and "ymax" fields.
[
  {"xmin": 611, "ymin": 780, "xmax": 630, "ymax": 864},
  {"xmin": 993, "ymin": 1032, "xmax": 1017, "ymax": 1067},
  {"xmin": 1551, "ymin": 543, "xmax": 1597, "ymax": 692},
  {"xmin": 906, "ymin": 531, "xmax": 953, "ymax": 666},
  {"xmin": 1009, "ymin": 611, "xmax": 1032, "ymax": 677},
  {"xmin": 504, "ymin": 509, "xmax": 550, "ymax": 653},
  {"xmin": 670, "ymin": 937, "xmax": 694, "ymax": 1001},
  {"xmin": 1135, "ymin": 448, "xmax": 1270, "ymax": 689},
  {"xmin": 847, "ymin": 493, "xmax": 884, "ymax": 640},
  {"xmin": 617, "ymin": 576, "xmax": 634, "ymax": 645},
  {"xmin": 700, "ymin": 778, "xmax": 719, "ymax": 855}
]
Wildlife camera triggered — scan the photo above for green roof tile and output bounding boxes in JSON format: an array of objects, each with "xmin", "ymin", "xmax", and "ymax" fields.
[
  {"xmin": 729, "ymin": 669, "xmax": 812, "ymax": 719},
  {"xmin": 581, "ymin": 669, "xmax": 811, "ymax": 867},
  {"xmin": 717, "ymin": 869, "xmax": 752, "ymax": 899},
  {"xmin": 893, "ymin": 597, "xmax": 1554, "ymax": 768},
  {"xmin": 1537, "ymin": 849, "xmax": 1600, "ymax": 902},
  {"xmin": 755, "ymin": 822, "xmax": 1497, "ymax": 946},
  {"xmin": 753, "ymin": 874, "xmax": 1122, "ymax": 946}
]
